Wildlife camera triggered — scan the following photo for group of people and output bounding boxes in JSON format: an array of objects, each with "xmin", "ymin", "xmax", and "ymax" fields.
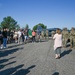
[
  {"xmin": 62, "ymin": 27, "xmax": 75, "ymax": 48},
  {"xmin": 0, "ymin": 28, "xmax": 39, "ymax": 49},
  {"xmin": 0, "ymin": 27, "xmax": 75, "ymax": 59},
  {"xmin": 53, "ymin": 27, "xmax": 75, "ymax": 59},
  {"xmin": 0, "ymin": 28, "xmax": 8, "ymax": 49}
]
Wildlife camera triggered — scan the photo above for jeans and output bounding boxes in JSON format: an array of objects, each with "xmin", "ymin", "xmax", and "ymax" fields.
[
  {"xmin": 32, "ymin": 36, "xmax": 36, "ymax": 42},
  {"xmin": 55, "ymin": 47, "xmax": 61, "ymax": 54},
  {"xmin": 3, "ymin": 38, "xmax": 7, "ymax": 47}
]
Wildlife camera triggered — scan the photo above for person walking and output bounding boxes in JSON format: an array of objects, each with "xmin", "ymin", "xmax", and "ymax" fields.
[
  {"xmin": 70, "ymin": 27, "xmax": 75, "ymax": 48},
  {"xmin": 21, "ymin": 30, "xmax": 25, "ymax": 43},
  {"xmin": 62, "ymin": 28, "xmax": 69, "ymax": 48},
  {"xmin": 2, "ymin": 28, "xmax": 8, "ymax": 48},
  {"xmin": 53, "ymin": 28, "xmax": 62, "ymax": 59},
  {"xmin": 32, "ymin": 30, "xmax": 36, "ymax": 43},
  {"xmin": 13, "ymin": 30, "xmax": 18, "ymax": 43},
  {"xmin": 45, "ymin": 29, "xmax": 49, "ymax": 39},
  {"xmin": 7, "ymin": 28, "xmax": 10, "ymax": 44},
  {"xmin": 0, "ymin": 30, "xmax": 3, "ymax": 49},
  {"xmin": 17, "ymin": 29, "xmax": 22, "ymax": 44},
  {"xmin": 41, "ymin": 30, "xmax": 44, "ymax": 40}
]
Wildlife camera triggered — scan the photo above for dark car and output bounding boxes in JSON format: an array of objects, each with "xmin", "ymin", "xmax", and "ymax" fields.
[{"xmin": 47, "ymin": 28, "xmax": 61, "ymax": 36}]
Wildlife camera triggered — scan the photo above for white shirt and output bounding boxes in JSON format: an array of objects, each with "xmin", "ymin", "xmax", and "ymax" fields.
[
  {"xmin": 17, "ymin": 31, "xmax": 21, "ymax": 37},
  {"xmin": 53, "ymin": 33, "xmax": 62, "ymax": 50}
]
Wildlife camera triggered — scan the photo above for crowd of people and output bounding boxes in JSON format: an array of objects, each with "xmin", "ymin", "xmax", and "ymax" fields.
[
  {"xmin": 62, "ymin": 27, "xmax": 75, "ymax": 48},
  {"xmin": 0, "ymin": 27, "xmax": 75, "ymax": 51},
  {"xmin": 0, "ymin": 27, "xmax": 49, "ymax": 49}
]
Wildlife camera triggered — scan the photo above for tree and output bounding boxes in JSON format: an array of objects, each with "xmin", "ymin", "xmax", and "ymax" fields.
[
  {"xmin": 33, "ymin": 23, "xmax": 47, "ymax": 31},
  {"xmin": 0, "ymin": 16, "xmax": 20, "ymax": 30},
  {"xmin": 15, "ymin": 24, "xmax": 20, "ymax": 30},
  {"xmin": 25, "ymin": 24, "xmax": 29, "ymax": 29}
]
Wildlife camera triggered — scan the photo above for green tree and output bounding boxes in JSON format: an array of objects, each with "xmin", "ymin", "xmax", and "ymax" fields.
[
  {"xmin": 33, "ymin": 23, "xmax": 47, "ymax": 31},
  {"xmin": 25, "ymin": 24, "xmax": 29, "ymax": 29},
  {"xmin": 15, "ymin": 24, "xmax": 20, "ymax": 30},
  {"xmin": 0, "ymin": 16, "xmax": 20, "ymax": 30}
]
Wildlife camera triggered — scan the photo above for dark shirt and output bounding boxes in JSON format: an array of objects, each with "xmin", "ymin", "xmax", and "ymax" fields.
[
  {"xmin": 10, "ymin": 32, "xmax": 13, "ymax": 37},
  {"xmin": 2, "ymin": 31, "xmax": 7, "ymax": 38},
  {"xmin": 0, "ymin": 31, "xmax": 2, "ymax": 38}
]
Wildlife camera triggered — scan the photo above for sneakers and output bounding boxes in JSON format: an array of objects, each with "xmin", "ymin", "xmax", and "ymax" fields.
[
  {"xmin": 0, "ymin": 46, "xmax": 3, "ymax": 49},
  {"xmin": 4, "ymin": 46, "xmax": 8, "ymax": 49},
  {"xmin": 55, "ymin": 56, "xmax": 60, "ymax": 59}
]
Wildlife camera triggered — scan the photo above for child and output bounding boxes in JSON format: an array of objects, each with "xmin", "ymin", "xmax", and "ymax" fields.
[{"xmin": 53, "ymin": 28, "xmax": 62, "ymax": 59}]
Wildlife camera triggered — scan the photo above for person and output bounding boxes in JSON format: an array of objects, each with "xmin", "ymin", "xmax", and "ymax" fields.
[
  {"xmin": 62, "ymin": 28, "xmax": 69, "ymax": 48},
  {"xmin": 32, "ymin": 30, "xmax": 36, "ymax": 43},
  {"xmin": 51, "ymin": 31, "xmax": 55, "ymax": 37},
  {"xmin": 41, "ymin": 30, "xmax": 45, "ymax": 40},
  {"xmin": 13, "ymin": 30, "xmax": 18, "ymax": 43},
  {"xmin": 10, "ymin": 30, "xmax": 14, "ymax": 43},
  {"xmin": 24, "ymin": 29, "xmax": 29, "ymax": 43},
  {"xmin": 7, "ymin": 28, "xmax": 11, "ymax": 44},
  {"xmin": 53, "ymin": 28, "xmax": 62, "ymax": 59},
  {"xmin": 2, "ymin": 28, "xmax": 7, "ymax": 48},
  {"xmin": 17, "ymin": 29, "xmax": 22, "ymax": 44},
  {"xmin": 70, "ymin": 27, "xmax": 75, "ymax": 48},
  {"xmin": 37, "ymin": 25, "xmax": 42, "ymax": 42},
  {"xmin": 21, "ymin": 30, "xmax": 25, "ymax": 43},
  {"xmin": 0, "ymin": 30, "xmax": 3, "ymax": 49},
  {"xmin": 45, "ymin": 29, "xmax": 49, "ymax": 39}
]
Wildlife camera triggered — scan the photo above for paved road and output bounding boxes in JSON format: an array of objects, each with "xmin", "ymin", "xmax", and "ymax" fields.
[{"xmin": 0, "ymin": 39, "xmax": 75, "ymax": 75}]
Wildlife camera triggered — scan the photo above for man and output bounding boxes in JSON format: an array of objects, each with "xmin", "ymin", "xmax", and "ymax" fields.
[
  {"xmin": 41, "ymin": 30, "xmax": 44, "ymax": 40},
  {"xmin": 0, "ymin": 30, "xmax": 3, "ymax": 49},
  {"xmin": 62, "ymin": 28, "xmax": 69, "ymax": 48},
  {"xmin": 51, "ymin": 31, "xmax": 55, "ymax": 37},
  {"xmin": 2, "ymin": 28, "xmax": 7, "ymax": 48},
  {"xmin": 7, "ymin": 28, "xmax": 10, "ymax": 44},
  {"xmin": 70, "ymin": 27, "xmax": 75, "ymax": 48},
  {"xmin": 45, "ymin": 29, "xmax": 49, "ymax": 39},
  {"xmin": 37, "ymin": 25, "xmax": 42, "ymax": 42}
]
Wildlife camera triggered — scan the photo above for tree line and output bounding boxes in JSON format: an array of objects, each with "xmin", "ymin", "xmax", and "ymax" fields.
[{"xmin": 0, "ymin": 16, "xmax": 47, "ymax": 30}]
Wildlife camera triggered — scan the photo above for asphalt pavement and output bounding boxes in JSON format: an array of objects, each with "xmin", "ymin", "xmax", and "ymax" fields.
[{"xmin": 0, "ymin": 39, "xmax": 75, "ymax": 75}]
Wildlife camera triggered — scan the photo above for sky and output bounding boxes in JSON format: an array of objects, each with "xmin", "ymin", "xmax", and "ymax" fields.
[{"xmin": 0, "ymin": 0, "xmax": 75, "ymax": 29}]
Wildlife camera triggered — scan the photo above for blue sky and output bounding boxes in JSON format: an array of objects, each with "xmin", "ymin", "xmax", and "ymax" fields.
[{"xmin": 0, "ymin": 0, "xmax": 75, "ymax": 29}]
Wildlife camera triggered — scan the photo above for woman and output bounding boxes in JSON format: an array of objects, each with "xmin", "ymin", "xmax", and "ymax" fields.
[
  {"xmin": 53, "ymin": 28, "xmax": 62, "ymax": 59},
  {"xmin": 32, "ymin": 30, "xmax": 36, "ymax": 43},
  {"xmin": 13, "ymin": 30, "xmax": 18, "ymax": 43}
]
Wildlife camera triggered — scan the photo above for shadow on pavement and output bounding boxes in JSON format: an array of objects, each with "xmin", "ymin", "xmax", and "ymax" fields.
[
  {"xmin": 0, "ymin": 57, "xmax": 16, "ymax": 70},
  {"xmin": 61, "ymin": 49, "xmax": 72, "ymax": 58},
  {"xmin": 0, "ymin": 64, "xmax": 24, "ymax": 75},
  {"xmin": 8, "ymin": 43, "xmax": 24, "ymax": 48},
  {"xmin": 0, "ymin": 47, "xmax": 23, "ymax": 57},
  {"xmin": 0, "ymin": 64, "xmax": 36, "ymax": 75},
  {"xmin": 0, "ymin": 57, "xmax": 15, "ymax": 64},
  {"xmin": 0, "ymin": 61, "xmax": 16, "ymax": 69},
  {"xmin": 13, "ymin": 65, "xmax": 36, "ymax": 75},
  {"xmin": 52, "ymin": 72, "xmax": 59, "ymax": 75}
]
